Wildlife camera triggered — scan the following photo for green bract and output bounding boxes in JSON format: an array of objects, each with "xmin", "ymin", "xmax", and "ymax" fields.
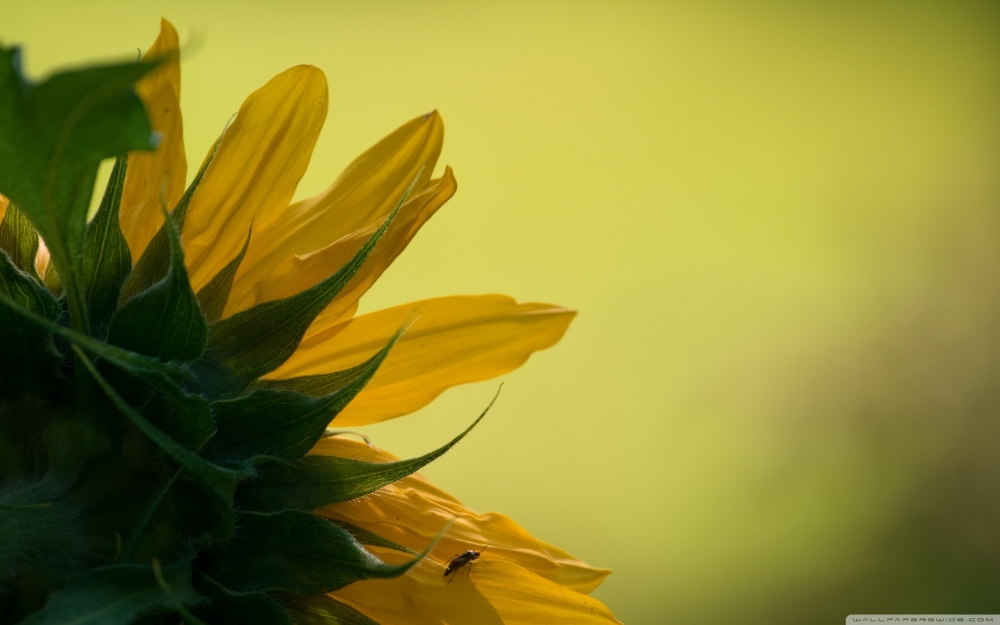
[{"xmin": 0, "ymin": 46, "xmax": 484, "ymax": 625}]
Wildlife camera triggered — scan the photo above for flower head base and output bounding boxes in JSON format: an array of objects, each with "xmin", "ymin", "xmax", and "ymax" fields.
[{"xmin": 0, "ymin": 19, "xmax": 618, "ymax": 624}]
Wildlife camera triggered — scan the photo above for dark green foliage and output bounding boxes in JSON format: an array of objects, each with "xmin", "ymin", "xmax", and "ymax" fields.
[
  {"xmin": 200, "ymin": 191, "xmax": 407, "ymax": 395},
  {"xmin": 0, "ymin": 44, "xmax": 484, "ymax": 625},
  {"xmin": 106, "ymin": 201, "xmax": 207, "ymax": 363},
  {"xmin": 200, "ymin": 510, "xmax": 426, "ymax": 594},
  {"xmin": 325, "ymin": 520, "xmax": 418, "ymax": 556},
  {"xmin": 117, "ymin": 135, "xmax": 220, "ymax": 306},
  {"xmin": 83, "ymin": 156, "xmax": 132, "ymax": 335},
  {"xmin": 194, "ymin": 574, "xmax": 292, "ymax": 625},
  {"xmin": 17, "ymin": 562, "xmax": 198, "ymax": 625},
  {"xmin": 196, "ymin": 227, "xmax": 251, "ymax": 323},
  {"xmin": 205, "ymin": 329, "xmax": 401, "ymax": 463},
  {"xmin": 0, "ymin": 45, "xmax": 158, "ymax": 332},
  {"xmin": 239, "ymin": 402, "xmax": 493, "ymax": 512}
]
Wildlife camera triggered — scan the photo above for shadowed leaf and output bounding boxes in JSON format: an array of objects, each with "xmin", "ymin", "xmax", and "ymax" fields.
[
  {"xmin": 18, "ymin": 562, "xmax": 197, "ymax": 625},
  {"xmin": 0, "ymin": 45, "xmax": 159, "ymax": 331},
  {"xmin": 82, "ymin": 155, "xmax": 131, "ymax": 334},
  {"xmin": 238, "ymin": 396, "xmax": 494, "ymax": 512}
]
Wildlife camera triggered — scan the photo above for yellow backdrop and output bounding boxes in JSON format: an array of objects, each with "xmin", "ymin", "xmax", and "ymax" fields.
[{"xmin": 7, "ymin": 2, "xmax": 1000, "ymax": 622}]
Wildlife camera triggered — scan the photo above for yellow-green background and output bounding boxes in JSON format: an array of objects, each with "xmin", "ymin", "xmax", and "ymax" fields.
[{"xmin": 7, "ymin": 2, "xmax": 1000, "ymax": 622}]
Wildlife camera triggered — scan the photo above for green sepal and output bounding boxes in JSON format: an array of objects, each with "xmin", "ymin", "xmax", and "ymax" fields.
[
  {"xmin": 0, "ymin": 288, "xmax": 189, "ymax": 386},
  {"xmin": 18, "ymin": 561, "xmax": 199, "ymax": 625},
  {"xmin": 196, "ymin": 226, "xmax": 251, "ymax": 324},
  {"xmin": 203, "ymin": 328, "xmax": 401, "ymax": 464},
  {"xmin": 73, "ymin": 346, "xmax": 250, "ymax": 541},
  {"xmin": 118, "ymin": 133, "xmax": 221, "ymax": 305},
  {"xmin": 251, "ymin": 338, "xmax": 394, "ymax": 397},
  {"xmin": 199, "ymin": 186, "xmax": 410, "ymax": 395},
  {"xmin": 0, "ymin": 202, "xmax": 40, "ymax": 278},
  {"xmin": 238, "ymin": 402, "xmax": 492, "ymax": 512},
  {"xmin": 276, "ymin": 592, "xmax": 378, "ymax": 625},
  {"xmin": 200, "ymin": 510, "xmax": 428, "ymax": 594},
  {"xmin": 0, "ymin": 286, "xmax": 211, "ymax": 449},
  {"xmin": 0, "ymin": 251, "xmax": 62, "ymax": 394},
  {"xmin": 0, "ymin": 45, "xmax": 159, "ymax": 332},
  {"xmin": 327, "ymin": 519, "xmax": 418, "ymax": 556},
  {"xmin": 82, "ymin": 155, "xmax": 131, "ymax": 335},
  {"xmin": 105, "ymin": 200, "xmax": 207, "ymax": 363},
  {"xmin": 193, "ymin": 574, "xmax": 291, "ymax": 625},
  {"xmin": 0, "ymin": 481, "xmax": 79, "ymax": 581}
]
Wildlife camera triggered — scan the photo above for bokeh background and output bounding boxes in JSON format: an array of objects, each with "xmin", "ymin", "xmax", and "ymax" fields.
[{"xmin": 6, "ymin": 2, "xmax": 1000, "ymax": 622}]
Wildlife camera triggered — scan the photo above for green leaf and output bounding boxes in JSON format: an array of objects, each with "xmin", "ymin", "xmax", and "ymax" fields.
[
  {"xmin": 118, "ymin": 133, "xmax": 221, "ymax": 306},
  {"xmin": 276, "ymin": 592, "xmax": 378, "ymax": 625},
  {"xmin": 196, "ymin": 226, "xmax": 252, "ymax": 323},
  {"xmin": 203, "ymin": 328, "xmax": 402, "ymax": 464},
  {"xmin": 0, "ymin": 251, "xmax": 61, "ymax": 393},
  {"xmin": 73, "ymin": 346, "xmax": 250, "ymax": 541},
  {"xmin": 0, "ymin": 288, "xmax": 188, "ymax": 385},
  {"xmin": 200, "ymin": 183, "xmax": 413, "ymax": 394},
  {"xmin": 18, "ymin": 562, "xmax": 198, "ymax": 625},
  {"xmin": 82, "ymin": 155, "xmax": 131, "ymax": 334},
  {"xmin": 194, "ymin": 574, "xmax": 291, "ymax": 625},
  {"xmin": 251, "ymin": 344, "xmax": 388, "ymax": 397},
  {"xmin": 201, "ymin": 510, "xmax": 428, "ymax": 594},
  {"xmin": 0, "ymin": 46, "xmax": 159, "ymax": 332},
  {"xmin": 0, "ymin": 202, "xmax": 40, "ymax": 278},
  {"xmin": 327, "ymin": 519, "xmax": 418, "ymax": 556},
  {"xmin": 105, "ymin": 199, "xmax": 207, "ymax": 362},
  {"xmin": 237, "ymin": 395, "xmax": 494, "ymax": 512}
]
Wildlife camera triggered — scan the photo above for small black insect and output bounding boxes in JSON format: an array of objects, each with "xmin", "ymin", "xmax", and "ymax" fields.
[{"xmin": 444, "ymin": 545, "xmax": 488, "ymax": 583}]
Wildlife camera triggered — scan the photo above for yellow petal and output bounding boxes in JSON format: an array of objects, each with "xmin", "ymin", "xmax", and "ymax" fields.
[
  {"xmin": 226, "ymin": 111, "xmax": 444, "ymax": 316},
  {"xmin": 120, "ymin": 18, "xmax": 186, "ymax": 259},
  {"xmin": 240, "ymin": 168, "xmax": 456, "ymax": 321},
  {"xmin": 313, "ymin": 436, "xmax": 611, "ymax": 595},
  {"xmin": 267, "ymin": 295, "xmax": 576, "ymax": 425},
  {"xmin": 0, "ymin": 194, "xmax": 8, "ymax": 224},
  {"xmin": 182, "ymin": 65, "xmax": 328, "ymax": 291},
  {"xmin": 34, "ymin": 237, "xmax": 51, "ymax": 279},
  {"xmin": 333, "ymin": 556, "xmax": 620, "ymax": 625}
]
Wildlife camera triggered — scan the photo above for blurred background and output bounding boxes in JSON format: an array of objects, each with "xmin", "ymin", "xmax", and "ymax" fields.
[{"xmin": 6, "ymin": 1, "xmax": 1000, "ymax": 622}]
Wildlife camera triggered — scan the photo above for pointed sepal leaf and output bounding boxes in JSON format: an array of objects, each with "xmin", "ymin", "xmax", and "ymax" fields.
[
  {"xmin": 0, "ymin": 202, "xmax": 40, "ymax": 278},
  {"xmin": 326, "ymin": 520, "xmax": 418, "ymax": 556},
  {"xmin": 118, "ymin": 133, "xmax": 221, "ymax": 305},
  {"xmin": 106, "ymin": 202, "xmax": 207, "ymax": 363},
  {"xmin": 193, "ymin": 574, "xmax": 291, "ymax": 625},
  {"xmin": 203, "ymin": 329, "xmax": 401, "ymax": 463},
  {"xmin": 201, "ymin": 510, "xmax": 428, "ymax": 594},
  {"xmin": 237, "ymin": 397, "xmax": 493, "ymax": 512},
  {"xmin": 18, "ymin": 562, "xmax": 199, "ymax": 625},
  {"xmin": 200, "ymin": 187, "xmax": 410, "ymax": 393},
  {"xmin": 275, "ymin": 592, "xmax": 379, "ymax": 625},
  {"xmin": 82, "ymin": 155, "xmax": 131, "ymax": 334},
  {"xmin": 0, "ymin": 45, "xmax": 159, "ymax": 331},
  {"xmin": 196, "ymin": 226, "xmax": 251, "ymax": 323}
]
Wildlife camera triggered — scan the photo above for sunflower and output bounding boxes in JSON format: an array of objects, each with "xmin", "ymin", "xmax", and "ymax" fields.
[{"xmin": 0, "ymin": 17, "xmax": 618, "ymax": 625}]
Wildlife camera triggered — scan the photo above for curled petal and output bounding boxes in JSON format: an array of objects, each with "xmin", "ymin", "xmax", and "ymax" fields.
[
  {"xmin": 227, "ymin": 111, "xmax": 444, "ymax": 315},
  {"xmin": 182, "ymin": 65, "xmax": 328, "ymax": 291},
  {"xmin": 332, "ymin": 555, "xmax": 621, "ymax": 625},
  {"xmin": 268, "ymin": 295, "xmax": 576, "ymax": 425},
  {"xmin": 0, "ymin": 193, "xmax": 7, "ymax": 223},
  {"xmin": 313, "ymin": 436, "xmax": 610, "ymax": 594},
  {"xmin": 120, "ymin": 18, "xmax": 186, "ymax": 259},
  {"xmin": 235, "ymin": 167, "xmax": 456, "ymax": 319}
]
